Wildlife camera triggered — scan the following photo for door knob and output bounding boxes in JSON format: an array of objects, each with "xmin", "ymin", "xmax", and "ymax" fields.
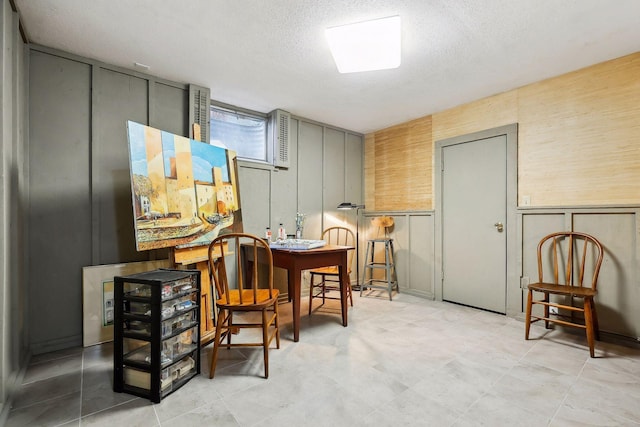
[{"xmin": 494, "ymin": 222, "xmax": 504, "ymax": 232}]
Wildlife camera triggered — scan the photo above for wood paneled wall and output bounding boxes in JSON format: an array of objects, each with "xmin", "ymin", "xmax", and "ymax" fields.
[
  {"xmin": 518, "ymin": 54, "xmax": 640, "ymax": 206},
  {"xmin": 366, "ymin": 51, "xmax": 640, "ymax": 209},
  {"xmin": 365, "ymin": 116, "xmax": 432, "ymax": 211}
]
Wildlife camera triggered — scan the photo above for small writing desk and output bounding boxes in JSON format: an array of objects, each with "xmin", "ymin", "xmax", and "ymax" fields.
[{"xmin": 241, "ymin": 244, "xmax": 353, "ymax": 342}]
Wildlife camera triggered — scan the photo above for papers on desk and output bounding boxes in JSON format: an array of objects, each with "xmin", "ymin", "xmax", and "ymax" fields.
[{"xmin": 269, "ymin": 239, "xmax": 327, "ymax": 250}]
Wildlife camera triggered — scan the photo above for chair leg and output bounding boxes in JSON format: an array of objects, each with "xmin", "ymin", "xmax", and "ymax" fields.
[
  {"xmin": 543, "ymin": 292, "xmax": 550, "ymax": 329},
  {"xmin": 320, "ymin": 274, "xmax": 326, "ymax": 305},
  {"xmin": 262, "ymin": 308, "xmax": 269, "ymax": 378},
  {"xmin": 361, "ymin": 241, "xmax": 373, "ymax": 296},
  {"xmin": 274, "ymin": 300, "xmax": 280, "ymax": 349},
  {"xmin": 308, "ymin": 273, "xmax": 316, "ymax": 316},
  {"xmin": 226, "ymin": 311, "xmax": 234, "ymax": 347},
  {"xmin": 389, "ymin": 240, "xmax": 398, "ymax": 295},
  {"xmin": 525, "ymin": 289, "xmax": 533, "ymax": 340},
  {"xmin": 347, "ymin": 277, "xmax": 353, "ymax": 307},
  {"xmin": 584, "ymin": 298, "xmax": 596, "ymax": 357},
  {"xmin": 209, "ymin": 309, "xmax": 226, "ymax": 379}
]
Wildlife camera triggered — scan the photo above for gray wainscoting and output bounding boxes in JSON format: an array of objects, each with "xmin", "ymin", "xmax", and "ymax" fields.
[
  {"xmin": 362, "ymin": 207, "xmax": 639, "ymax": 342},
  {"xmin": 518, "ymin": 206, "xmax": 640, "ymax": 341},
  {"xmin": 362, "ymin": 211, "xmax": 435, "ymax": 299}
]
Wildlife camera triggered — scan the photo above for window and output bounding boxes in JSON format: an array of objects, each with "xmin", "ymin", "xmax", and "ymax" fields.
[{"xmin": 210, "ymin": 103, "xmax": 268, "ymax": 163}]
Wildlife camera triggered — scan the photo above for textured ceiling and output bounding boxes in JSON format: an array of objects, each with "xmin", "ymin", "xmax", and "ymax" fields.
[{"xmin": 14, "ymin": 0, "xmax": 640, "ymax": 134}]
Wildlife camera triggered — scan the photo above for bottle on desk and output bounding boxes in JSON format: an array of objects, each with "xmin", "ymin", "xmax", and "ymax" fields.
[
  {"xmin": 277, "ymin": 223, "xmax": 286, "ymax": 240},
  {"xmin": 265, "ymin": 227, "xmax": 272, "ymax": 242}
]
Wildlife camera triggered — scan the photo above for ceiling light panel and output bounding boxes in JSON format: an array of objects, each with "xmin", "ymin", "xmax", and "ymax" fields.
[{"xmin": 326, "ymin": 15, "xmax": 401, "ymax": 74}]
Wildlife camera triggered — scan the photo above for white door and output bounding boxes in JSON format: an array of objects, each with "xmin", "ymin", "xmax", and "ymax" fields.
[{"xmin": 441, "ymin": 135, "xmax": 507, "ymax": 313}]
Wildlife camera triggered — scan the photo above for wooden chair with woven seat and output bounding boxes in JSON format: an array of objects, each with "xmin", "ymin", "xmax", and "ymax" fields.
[
  {"xmin": 524, "ymin": 231, "xmax": 604, "ymax": 357},
  {"xmin": 308, "ymin": 226, "xmax": 355, "ymax": 315},
  {"xmin": 207, "ymin": 233, "xmax": 280, "ymax": 378}
]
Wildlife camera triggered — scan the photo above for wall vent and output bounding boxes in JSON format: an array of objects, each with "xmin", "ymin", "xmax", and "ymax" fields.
[
  {"xmin": 269, "ymin": 109, "xmax": 291, "ymax": 168},
  {"xmin": 188, "ymin": 84, "xmax": 211, "ymax": 142}
]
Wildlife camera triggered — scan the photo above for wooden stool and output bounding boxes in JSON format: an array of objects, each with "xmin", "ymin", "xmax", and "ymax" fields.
[{"xmin": 361, "ymin": 217, "xmax": 398, "ymax": 300}]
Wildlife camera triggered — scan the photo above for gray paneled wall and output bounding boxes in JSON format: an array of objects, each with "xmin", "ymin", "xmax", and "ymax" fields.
[
  {"xmin": 297, "ymin": 120, "xmax": 324, "ymax": 239},
  {"xmin": 94, "ymin": 68, "xmax": 149, "ymax": 265},
  {"xmin": 28, "ymin": 50, "xmax": 93, "ymax": 353},
  {"xmin": 238, "ymin": 117, "xmax": 364, "ymax": 294},
  {"xmin": 28, "ymin": 46, "xmax": 189, "ymax": 354},
  {"xmin": 1, "ymin": 0, "xmax": 28, "ymax": 419},
  {"xmin": 28, "ymin": 47, "xmax": 364, "ymax": 353},
  {"xmin": 518, "ymin": 207, "xmax": 640, "ymax": 340}
]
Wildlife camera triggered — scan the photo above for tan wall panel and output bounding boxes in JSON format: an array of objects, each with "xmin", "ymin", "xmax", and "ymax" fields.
[
  {"xmin": 518, "ymin": 53, "xmax": 640, "ymax": 206},
  {"xmin": 372, "ymin": 116, "xmax": 432, "ymax": 211},
  {"xmin": 432, "ymin": 91, "xmax": 518, "ymax": 143},
  {"xmin": 365, "ymin": 51, "xmax": 640, "ymax": 210}
]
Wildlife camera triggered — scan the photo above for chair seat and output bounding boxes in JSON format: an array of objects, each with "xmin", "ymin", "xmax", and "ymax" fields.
[
  {"xmin": 216, "ymin": 289, "xmax": 280, "ymax": 309},
  {"xmin": 528, "ymin": 282, "xmax": 597, "ymax": 298}
]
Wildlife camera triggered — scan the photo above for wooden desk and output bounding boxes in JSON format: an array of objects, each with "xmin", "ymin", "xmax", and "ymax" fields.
[{"xmin": 241, "ymin": 244, "xmax": 353, "ymax": 342}]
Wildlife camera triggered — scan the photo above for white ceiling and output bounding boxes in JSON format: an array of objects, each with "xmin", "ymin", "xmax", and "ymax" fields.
[{"xmin": 14, "ymin": 0, "xmax": 640, "ymax": 134}]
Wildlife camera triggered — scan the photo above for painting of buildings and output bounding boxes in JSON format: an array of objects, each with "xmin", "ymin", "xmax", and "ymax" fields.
[{"xmin": 126, "ymin": 121, "xmax": 242, "ymax": 251}]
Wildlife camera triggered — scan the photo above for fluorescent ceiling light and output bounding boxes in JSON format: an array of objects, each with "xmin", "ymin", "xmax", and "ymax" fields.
[{"xmin": 326, "ymin": 15, "xmax": 401, "ymax": 74}]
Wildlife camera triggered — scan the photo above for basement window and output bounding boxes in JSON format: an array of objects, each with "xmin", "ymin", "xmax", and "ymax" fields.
[{"xmin": 210, "ymin": 103, "xmax": 268, "ymax": 163}]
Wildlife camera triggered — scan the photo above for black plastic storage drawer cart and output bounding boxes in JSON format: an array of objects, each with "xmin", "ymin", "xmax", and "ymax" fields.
[{"xmin": 113, "ymin": 269, "xmax": 201, "ymax": 403}]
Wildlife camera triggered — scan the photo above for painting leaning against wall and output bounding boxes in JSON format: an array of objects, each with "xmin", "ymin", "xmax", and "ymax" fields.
[{"xmin": 126, "ymin": 121, "xmax": 243, "ymax": 251}]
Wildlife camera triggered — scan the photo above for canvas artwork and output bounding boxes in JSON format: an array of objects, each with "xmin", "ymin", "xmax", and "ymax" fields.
[
  {"xmin": 126, "ymin": 121, "xmax": 243, "ymax": 251},
  {"xmin": 82, "ymin": 259, "xmax": 171, "ymax": 347}
]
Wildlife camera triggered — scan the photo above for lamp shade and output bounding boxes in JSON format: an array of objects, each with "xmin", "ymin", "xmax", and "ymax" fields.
[{"xmin": 337, "ymin": 202, "xmax": 365, "ymax": 210}]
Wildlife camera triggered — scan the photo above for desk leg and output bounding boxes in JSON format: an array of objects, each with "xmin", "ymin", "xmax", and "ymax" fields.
[
  {"xmin": 340, "ymin": 263, "xmax": 348, "ymax": 327},
  {"xmin": 291, "ymin": 267, "xmax": 301, "ymax": 342}
]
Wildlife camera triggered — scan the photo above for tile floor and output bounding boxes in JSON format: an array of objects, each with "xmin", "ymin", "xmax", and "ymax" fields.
[{"xmin": 5, "ymin": 291, "xmax": 640, "ymax": 426}]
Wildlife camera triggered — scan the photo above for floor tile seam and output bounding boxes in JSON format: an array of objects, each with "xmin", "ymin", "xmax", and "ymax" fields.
[
  {"xmin": 21, "ymin": 368, "xmax": 84, "ymax": 386},
  {"xmin": 584, "ymin": 357, "xmax": 640, "ymax": 381},
  {"xmin": 576, "ymin": 369, "xmax": 640, "ymax": 398},
  {"xmin": 518, "ymin": 336, "xmax": 590, "ymax": 372},
  {"xmin": 483, "ymin": 375, "xmax": 566, "ymax": 421},
  {"xmin": 78, "ymin": 397, "xmax": 145, "ymax": 422},
  {"xmin": 159, "ymin": 397, "xmax": 240, "ymax": 427},
  {"xmin": 547, "ymin": 361, "xmax": 585, "ymax": 426},
  {"xmin": 610, "ymin": 411, "xmax": 640, "ymax": 425},
  {"xmin": 223, "ymin": 389, "xmax": 271, "ymax": 427},
  {"xmin": 8, "ymin": 388, "xmax": 81, "ymax": 412},
  {"xmin": 219, "ymin": 375, "xmax": 276, "ymax": 400},
  {"xmin": 451, "ymin": 388, "xmax": 491, "ymax": 425},
  {"xmin": 30, "ymin": 351, "xmax": 82, "ymax": 364},
  {"xmin": 53, "ymin": 419, "xmax": 81, "ymax": 427},
  {"xmin": 465, "ymin": 383, "xmax": 558, "ymax": 426},
  {"xmin": 79, "ymin": 351, "xmax": 86, "ymax": 424}
]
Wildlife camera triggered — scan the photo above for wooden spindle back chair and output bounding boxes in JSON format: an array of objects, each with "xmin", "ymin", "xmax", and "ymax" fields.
[
  {"xmin": 308, "ymin": 226, "xmax": 355, "ymax": 314},
  {"xmin": 524, "ymin": 231, "xmax": 604, "ymax": 357},
  {"xmin": 207, "ymin": 233, "xmax": 280, "ymax": 378}
]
